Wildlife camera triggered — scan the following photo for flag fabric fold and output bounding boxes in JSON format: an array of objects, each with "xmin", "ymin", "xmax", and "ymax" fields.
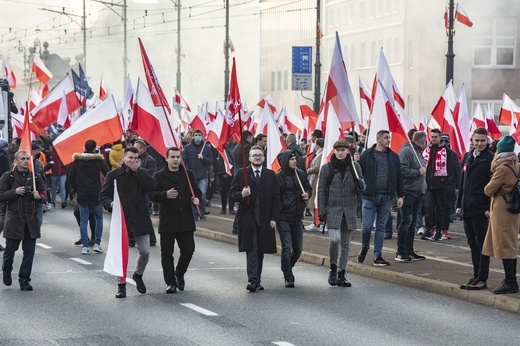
[
  {"xmin": 455, "ymin": 4, "xmax": 473, "ymax": 27},
  {"xmin": 32, "ymin": 54, "xmax": 53, "ymax": 85},
  {"xmin": 3, "ymin": 59, "xmax": 16, "ymax": 89}
]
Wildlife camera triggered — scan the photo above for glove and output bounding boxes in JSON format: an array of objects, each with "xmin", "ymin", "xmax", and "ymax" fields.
[
  {"xmin": 356, "ymin": 179, "xmax": 365, "ymax": 192},
  {"xmin": 319, "ymin": 214, "xmax": 327, "ymax": 223}
]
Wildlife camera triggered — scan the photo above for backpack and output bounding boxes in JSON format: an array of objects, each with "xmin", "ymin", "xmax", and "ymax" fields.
[{"xmin": 499, "ymin": 165, "xmax": 520, "ymax": 214}]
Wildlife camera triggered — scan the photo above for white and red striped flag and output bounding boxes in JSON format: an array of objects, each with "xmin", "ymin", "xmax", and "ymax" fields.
[
  {"xmin": 174, "ymin": 88, "xmax": 191, "ymax": 112},
  {"xmin": 99, "ymin": 75, "xmax": 109, "ymax": 101},
  {"xmin": 498, "ymin": 93, "xmax": 520, "ymax": 126},
  {"xmin": 453, "ymin": 83, "xmax": 471, "ymax": 154},
  {"xmin": 444, "ymin": 6, "xmax": 449, "ymax": 29},
  {"xmin": 32, "ymin": 54, "xmax": 53, "ymax": 85},
  {"xmin": 359, "ymin": 76, "xmax": 373, "ymax": 111},
  {"xmin": 3, "ymin": 58, "xmax": 16, "ymax": 89},
  {"xmin": 56, "ymin": 91, "xmax": 71, "ymax": 128},
  {"xmin": 455, "ymin": 4, "xmax": 473, "ymax": 28},
  {"xmin": 484, "ymin": 104, "xmax": 502, "ymax": 140},
  {"xmin": 190, "ymin": 105, "xmax": 207, "ymax": 138},
  {"xmin": 103, "ymin": 179, "xmax": 129, "ymax": 280}
]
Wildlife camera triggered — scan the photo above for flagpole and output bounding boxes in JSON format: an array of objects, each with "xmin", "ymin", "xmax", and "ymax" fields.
[
  {"xmin": 294, "ymin": 170, "xmax": 305, "ymax": 194},
  {"xmin": 25, "ymin": 66, "xmax": 38, "ymax": 191}
]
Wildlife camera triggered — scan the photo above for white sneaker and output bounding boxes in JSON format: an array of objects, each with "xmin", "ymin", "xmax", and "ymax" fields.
[
  {"xmin": 93, "ymin": 244, "xmax": 103, "ymax": 253},
  {"xmin": 305, "ymin": 224, "xmax": 318, "ymax": 231},
  {"xmin": 417, "ymin": 227, "xmax": 425, "ymax": 235},
  {"xmin": 82, "ymin": 247, "xmax": 90, "ymax": 255}
]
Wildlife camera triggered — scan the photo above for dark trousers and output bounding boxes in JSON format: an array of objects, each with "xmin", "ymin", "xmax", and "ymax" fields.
[
  {"xmin": 463, "ymin": 214, "xmax": 490, "ymax": 281},
  {"xmin": 397, "ymin": 193, "xmax": 423, "ymax": 256},
  {"xmin": 220, "ymin": 175, "xmax": 233, "ymax": 211},
  {"xmin": 2, "ymin": 226, "xmax": 36, "ymax": 284},
  {"xmin": 503, "ymin": 258, "xmax": 517, "ymax": 285},
  {"xmin": 246, "ymin": 226, "xmax": 264, "ymax": 285},
  {"xmin": 160, "ymin": 231, "xmax": 195, "ymax": 285},
  {"xmin": 425, "ymin": 189, "xmax": 448, "ymax": 231},
  {"xmin": 277, "ymin": 220, "xmax": 303, "ymax": 279}
]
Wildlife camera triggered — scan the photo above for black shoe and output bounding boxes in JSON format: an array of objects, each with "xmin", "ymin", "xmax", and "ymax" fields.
[
  {"xmin": 199, "ymin": 214, "xmax": 206, "ymax": 220},
  {"xmin": 421, "ymin": 229, "xmax": 432, "ymax": 240},
  {"xmin": 61, "ymin": 202, "xmax": 67, "ymax": 209},
  {"xmin": 74, "ymin": 239, "xmax": 82, "ymax": 246},
  {"xmin": 428, "ymin": 231, "xmax": 442, "ymax": 241},
  {"xmin": 305, "ymin": 210, "xmax": 312, "ymax": 217},
  {"xmin": 229, "ymin": 210, "xmax": 236, "ymax": 215},
  {"xmin": 166, "ymin": 284, "xmax": 177, "ymax": 294},
  {"xmin": 150, "ymin": 242, "xmax": 157, "ymax": 247},
  {"xmin": 337, "ymin": 270, "xmax": 352, "ymax": 287},
  {"xmin": 204, "ymin": 211, "xmax": 210, "ymax": 215},
  {"xmin": 246, "ymin": 282, "xmax": 258, "ymax": 292},
  {"xmin": 460, "ymin": 277, "xmax": 477, "ymax": 289},
  {"xmin": 129, "ymin": 239, "xmax": 135, "ymax": 247},
  {"xmin": 132, "ymin": 273, "xmax": 146, "ymax": 294},
  {"xmin": 328, "ymin": 264, "xmax": 338, "ymax": 286},
  {"xmin": 20, "ymin": 281, "xmax": 33, "ymax": 291},
  {"xmin": 284, "ymin": 277, "xmax": 295, "ymax": 288},
  {"xmin": 409, "ymin": 252, "xmax": 426, "ymax": 261},
  {"xmin": 395, "ymin": 253, "xmax": 411, "ymax": 262},
  {"xmin": 257, "ymin": 283, "xmax": 264, "ymax": 291},
  {"xmin": 492, "ymin": 282, "xmax": 519, "ymax": 294},
  {"xmin": 357, "ymin": 249, "xmax": 368, "ymax": 263},
  {"xmin": 3, "ymin": 271, "xmax": 12, "ymax": 286},
  {"xmin": 466, "ymin": 279, "xmax": 487, "ymax": 291},
  {"xmin": 116, "ymin": 284, "xmax": 126, "ymax": 298},
  {"xmin": 384, "ymin": 234, "xmax": 392, "ymax": 240},
  {"xmin": 176, "ymin": 275, "xmax": 185, "ymax": 291},
  {"xmin": 373, "ymin": 256, "xmax": 391, "ymax": 267},
  {"xmin": 232, "ymin": 229, "xmax": 238, "ymax": 234},
  {"xmin": 220, "ymin": 209, "xmax": 226, "ymax": 214},
  {"xmin": 0, "ymin": 244, "xmax": 4, "ymax": 251}
]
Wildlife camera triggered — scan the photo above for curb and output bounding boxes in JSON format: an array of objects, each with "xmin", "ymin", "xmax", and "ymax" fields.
[{"xmin": 152, "ymin": 219, "xmax": 520, "ymax": 314}]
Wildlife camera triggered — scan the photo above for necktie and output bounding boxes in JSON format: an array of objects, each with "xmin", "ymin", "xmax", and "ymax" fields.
[{"xmin": 255, "ymin": 169, "xmax": 260, "ymax": 183}]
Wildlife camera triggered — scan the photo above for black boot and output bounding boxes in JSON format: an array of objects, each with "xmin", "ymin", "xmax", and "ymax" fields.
[
  {"xmin": 337, "ymin": 270, "xmax": 352, "ymax": 287},
  {"xmin": 116, "ymin": 284, "xmax": 126, "ymax": 298},
  {"xmin": 328, "ymin": 264, "xmax": 338, "ymax": 286},
  {"xmin": 132, "ymin": 273, "xmax": 146, "ymax": 294}
]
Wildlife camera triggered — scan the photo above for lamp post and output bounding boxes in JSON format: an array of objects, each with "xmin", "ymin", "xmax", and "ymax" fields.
[
  {"xmin": 224, "ymin": 0, "xmax": 230, "ymax": 103},
  {"xmin": 446, "ymin": 0, "xmax": 455, "ymax": 84},
  {"xmin": 313, "ymin": 0, "xmax": 322, "ymax": 114}
]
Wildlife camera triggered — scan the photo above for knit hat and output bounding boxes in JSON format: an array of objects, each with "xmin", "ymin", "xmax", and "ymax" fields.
[
  {"xmin": 497, "ymin": 135, "xmax": 516, "ymax": 153},
  {"xmin": 441, "ymin": 133, "xmax": 450, "ymax": 142},
  {"xmin": 0, "ymin": 139, "xmax": 7, "ymax": 149}
]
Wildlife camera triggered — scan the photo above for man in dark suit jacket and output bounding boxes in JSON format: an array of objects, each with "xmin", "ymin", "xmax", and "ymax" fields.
[{"xmin": 230, "ymin": 145, "xmax": 280, "ymax": 292}]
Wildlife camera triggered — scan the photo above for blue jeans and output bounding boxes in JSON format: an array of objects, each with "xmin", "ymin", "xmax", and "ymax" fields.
[
  {"xmin": 79, "ymin": 203, "xmax": 103, "ymax": 247},
  {"xmin": 192, "ymin": 178, "xmax": 208, "ymax": 217},
  {"xmin": 2, "ymin": 226, "xmax": 36, "ymax": 283},
  {"xmin": 360, "ymin": 195, "xmax": 394, "ymax": 259},
  {"xmin": 277, "ymin": 220, "xmax": 303, "ymax": 279},
  {"xmin": 51, "ymin": 175, "xmax": 67, "ymax": 205},
  {"xmin": 397, "ymin": 193, "xmax": 423, "ymax": 256}
]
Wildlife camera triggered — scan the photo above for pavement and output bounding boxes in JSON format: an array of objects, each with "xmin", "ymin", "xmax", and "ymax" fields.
[{"xmin": 151, "ymin": 203, "xmax": 520, "ymax": 314}]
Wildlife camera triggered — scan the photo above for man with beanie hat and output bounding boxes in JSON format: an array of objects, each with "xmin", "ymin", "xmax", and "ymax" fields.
[{"xmin": 276, "ymin": 150, "xmax": 311, "ymax": 288}]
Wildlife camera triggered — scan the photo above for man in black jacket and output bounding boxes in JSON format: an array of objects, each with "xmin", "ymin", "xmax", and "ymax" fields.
[
  {"xmin": 456, "ymin": 128, "xmax": 493, "ymax": 290},
  {"xmin": 150, "ymin": 147, "xmax": 201, "ymax": 293},
  {"xmin": 68, "ymin": 140, "xmax": 108, "ymax": 255},
  {"xmin": 276, "ymin": 150, "xmax": 311, "ymax": 288}
]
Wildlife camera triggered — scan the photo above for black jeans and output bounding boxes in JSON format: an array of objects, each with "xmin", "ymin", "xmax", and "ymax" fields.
[
  {"xmin": 160, "ymin": 231, "xmax": 195, "ymax": 285},
  {"xmin": 220, "ymin": 174, "xmax": 233, "ymax": 211},
  {"xmin": 425, "ymin": 189, "xmax": 448, "ymax": 231},
  {"xmin": 2, "ymin": 226, "xmax": 36, "ymax": 284},
  {"xmin": 277, "ymin": 220, "xmax": 303, "ymax": 279},
  {"xmin": 246, "ymin": 226, "xmax": 264, "ymax": 285},
  {"xmin": 397, "ymin": 193, "xmax": 423, "ymax": 256},
  {"xmin": 463, "ymin": 214, "xmax": 490, "ymax": 281}
]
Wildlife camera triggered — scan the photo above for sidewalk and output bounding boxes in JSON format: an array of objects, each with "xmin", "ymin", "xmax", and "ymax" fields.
[{"xmin": 152, "ymin": 205, "xmax": 520, "ymax": 314}]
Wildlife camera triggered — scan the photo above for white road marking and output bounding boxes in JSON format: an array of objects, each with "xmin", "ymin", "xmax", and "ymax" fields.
[
  {"xmin": 272, "ymin": 342, "xmax": 296, "ymax": 346},
  {"xmin": 70, "ymin": 257, "xmax": 92, "ymax": 265},
  {"xmin": 36, "ymin": 243, "xmax": 52, "ymax": 249},
  {"xmin": 181, "ymin": 303, "xmax": 219, "ymax": 316}
]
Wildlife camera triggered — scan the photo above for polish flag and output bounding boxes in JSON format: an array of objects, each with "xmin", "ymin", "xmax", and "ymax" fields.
[
  {"xmin": 132, "ymin": 79, "xmax": 181, "ymax": 157},
  {"xmin": 31, "ymin": 76, "xmax": 81, "ymax": 128},
  {"xmin": 375, "ymin": 48, "xmax": 405, "ymax": 109},
  {"xmin": 174, "ymin": 88, "xmax": 191, "ymax": 112},
  {"xmin": 472, "ymin": 103, "xmax": 486, "ymax": 130},
  {"xmin": 257, "ymin": 95, "xmax": 277, "ymax": 115},
  {"xmin": 3, "ymin": 59, "xmax": 16, "ymax": 89},
  {"xmin": 509, "ymin": 111, "xmax": 520, "ymax": 153},
  {"xmin": 455, "ymin": 4, "xmax": 473, "ymax": 28},
  {"xmin": 320, "ymin": 102, "xmax": 344, "ymax": 167},
  {"xmin": 99, "ymin": 75, "xmax": 109, "ymax": 101},
  {"xmin": 453, "ymin": 83, "xmax": 471, "ymax": 154},
  {"xmin": 53, "ymin": 95, "xmax": 123, "ymax": 165},
  {"xmin": 297, "ymin": 94, "xmax": 317, "ymax": 139},
  {"xmin": 190, "ymin": 105, "xmax": 207, "ymax": 137},
  {"xmin": 484, "ymin": 104, "xmax": 502, "ymax": 140},
  {"xmin": 206, "ymin": 102, "xmax": 216, "ymax": 122},
  {"xmin": 32, "ymin": 54, "xmax": 53, "ymax": 85},
  {"xmin": 419, "ymin": 113, "xmax": 427, "ymax": 132},
  {"xmin": 431, "ymin": 80, "xmax": 457, "ymax": 129},
  {"xmin": 121, "ymin": 75, "xmax": 134, "ymax": 131},
  {"xmin": 442, "ymin": 100, "xmax": 465, "ymax": 160},
  {"xmin": 206, "ymin": 107, "xmax": 230, "ymax": 152},
  {"xmin": 103, "ymin": 179, "xmax": 129, "ymax": 280},
  {"xmin": 499, "ymin": 93, "xmax": 520, "ymax": 126},
  {"xmin": 317, "ymin": 19, "xmax": 324, "ymax": 39},
  {"xmin": 444, "ymin": 6, "xmax": 449, "ymax": 29},
  {"xmin": 11, "ymin": 112, "xmax": 23, "ymax": 138},
  {"xmin": 29, "ymin": 89, "xmax": 42, "ymax": 111},
  {"xmin": 255, "ymin": 100, "xmax": 272, "ymax": 137},
  {"xmin": 19, "ymin": 112, "xmax": 34, "ymax": 171},
  {"xmin": 279, "ymin": 107, "xmax": 304, "ymax": 135},
  {"xmin": 56, "ymin": 91, "xmax": 71, "ymax": 128},
  {"xmin": 264, "ymin": 104, "xmax": 286, "ymax": 172},
  {"xmin": 359, "ymin": 76, "xmax": 373, "ymax": 111},
  {"xmin": 40, "ymin": 83, "xmax": 49, "ymax": 99},
  {"xmin": 324, "ymin": 32, "xmax": 360, "ymax": 131}
]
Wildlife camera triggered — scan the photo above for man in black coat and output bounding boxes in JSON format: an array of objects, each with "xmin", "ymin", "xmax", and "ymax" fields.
[
  {"xmin": 456, "ymin": 128, "xmax": 494, "ymax": 290},
  {"xmin": 150, "ymin": 147, "xmax": 201, "ymax": 294},
  {"xmin": 100, "ymin": 147, "xmax": 157, "ymax": 298},
  {"xmin": 230, "ymin": 145, "xmax": 280, "ymax": 292}
]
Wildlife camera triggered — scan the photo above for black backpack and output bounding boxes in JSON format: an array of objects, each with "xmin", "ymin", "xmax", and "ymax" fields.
[{"xmin": 499, "ymin": 165, "xmax": 520, "ymax": 214}]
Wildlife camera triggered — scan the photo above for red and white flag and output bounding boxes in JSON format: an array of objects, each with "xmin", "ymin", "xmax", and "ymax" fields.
[
  {"xmin": 56, "ymin": 91, "xmax": 71, "ymax": 128},
  {"xmin": 431, "ymin": 80, "xmax": 457, "ymax": 128},
  {"xmin": 206, "ymin": 107, "xmax": 229, "ymax": 152},
  {"xmin": 131, "ymin": 79, "xmax": 181, "ymax": 157},
  {"xmin": 31, "ymin": 76, "xmax": 81, "ymax": 128},
  {"xmin": 121, "ymin": 75, "xmax": 134, "ymax": 131},
  {"xmin": 297, "ymin": 94, "xmax": 318, "ymax": 139},
  {"xmin": 99, "ymin": 75, "xmax": 109, "ymax": 101},
  {"xmin": 279, "ymin": 107, "xmax": 304, "ymax": 135},
  {"xmin": 498, "ymin": 93, "xmax": 520, "ymax": 126},
  {"xmin": 317, "ymin": 19, "xmax": 324, "ymax": 39},
  {"xmin": 444, "ymin": 6, "xmax": 449, "ymax": 29},
  {"xmin": 103, "ymin": 179, "xmax": 129, "ymax": 279},
  {"xmin": 324, "ymin": 32, "xmax": 360, "ymax": 131},
  {"xmin": 19, "ymin": 112, "xmax": 34, "ymax": 171},
  {"xmin": 471, "ymin": 103, "xmax": 486, "ymax": 131},
  {"xmin": 455, "ymin": 4, "xmax": 473, "ymax": 28},
  {"xmin": 174, "ymin": 88, "xmax": 191, "ymax": 112},
  {"xmin": 264, "ymin": 104, "xmax": 286, "ymax": 172},
  {"xmin": 509, "ymin": 111, "xmax": 520, "ymax": 153},
  {"xmin": 190, "ymin": 105, "xmax": 207, "ymax": 138},
  {"xmin": 359, "ymin": 76, "xmax": 373, "ymax": 111},
  {"xmin": 3, "ymin": 58, "xmax": 16, "ymax": 89},
  {"xmin": 32, "ymin": 54, "xmax": 53, "ymax": 85},
  {"xmin": 484, "ymin": 104, "xmax": 502, "ymax": 140},
  {"xmin": 257, "ymin": 95, "xmax": 277, "ymax": 115},
  {"xmin": 53, "ymin": 95, "xmax": 123, "ymax": 165},
  {"xmin": 320, "ymin": 102, "xmax": 344, "ymax": 167},
  {"xmin": 453, "ymin": 83, "xmax": 471, "ymax": 154},
  {"xmin": 419, "ymin": 113, "xmax": 427, "ymax": 132}
]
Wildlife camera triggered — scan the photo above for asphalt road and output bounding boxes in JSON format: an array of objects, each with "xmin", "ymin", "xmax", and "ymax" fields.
[{"xmin": 0, "ymin": 206, "xmax": 519, "ymax": 346}]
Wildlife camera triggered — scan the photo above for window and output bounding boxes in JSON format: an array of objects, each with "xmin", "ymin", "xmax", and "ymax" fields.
[
  {"xmin": 359, "ymin": 0, "xmax": 365, "ymax": 20},
  {"xmin": 350, "ymin": 44, "xmax": 356, "ymax": 69},
  {"xmin": 473, "ymin": 17, "xmax": 516, "ymax": 68},
  {"xmin": 360, "ymin": 42, "xmax": 366, "ymax": 67},
  {"xmin": 371, "ymin": 41, "xmax": 377, "ymax": 67},
  {"xmin": 277, "ymin": 71, "xmax": 282, "ymax": 91},
  {"xmin": 271, "ymin": 71, "xmax": 275, "ymax": 91},
  {"xmin": 284, "ymin": 70, "xmax": 288, "ymax": 90}
]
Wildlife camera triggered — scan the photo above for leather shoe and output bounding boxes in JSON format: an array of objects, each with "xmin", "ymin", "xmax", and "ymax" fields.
[
  {"xmin": 246, "ymin": 282, "xmax": 257, "ymax": 292},
  {"xmin": 116, "ymin": 284, "xmax": 126, "ymax": 298},
  {"xmin": 492, "ymin": 282, "xmax": 519, "ymax": 294},
  {"xmin": 257, "ymin": 284, "xmax": 264, "ymax": 291},
  {"xmin": 220, "ymin": 209, "xmax": 226, "ymax": 214},
  {"xmin": 284, "ymin": 278, "xmax": 295, "ymax": 288},
  {"xmin": 384, "ymin": 234, "xmax": 392, "ymax": 240},
  {"xmin": 3, "ymin": 271, "xmax": 12, "ymax": 286},
  {"xmin": 176, "ymin": 275, "xmax": 185, "ymax": 291},
  {"xmin": 466, "ymin": 279, "xmax": 487, "ymax": 290},
  {"xmin": 204, "ymin": 211, "xmax": 210, "ymax": 215},
  {"xmin": 132, "ymin": 273, "xmax": 146, "ymax": 294},
  {"xmin": 166, "ymin": 284, "xmax": 177, "ymax": 294},
  {"xmin": 459, "ymin": 277, "xmax": 476, "ymax": 289},
  {"xmin": 229, "ymin": 210, "xmax": 236, "ymax": 215},
  {"xmin": 20, "ymin": 281, "xmax": 33, "ymax": 291}
]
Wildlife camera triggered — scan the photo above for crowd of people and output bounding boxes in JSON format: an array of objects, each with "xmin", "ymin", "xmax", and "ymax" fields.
[{"xmin": 0, "ymin": 125, "xmax": 519, "ymax": 296}]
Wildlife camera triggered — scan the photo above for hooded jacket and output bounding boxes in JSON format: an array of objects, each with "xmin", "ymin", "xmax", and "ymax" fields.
[
  {"xmin": 68, "ymin": 153, "xmax": 108, "ymax": 206},
  {"xmin": 109, "ymin": 143, "xmax": 124, "ymax": 170},
  {"xmin": 276, "ymin": 150, "xmax": 312, "ymax": 222}
]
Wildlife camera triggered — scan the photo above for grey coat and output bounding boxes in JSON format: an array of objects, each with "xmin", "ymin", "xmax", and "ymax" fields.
[
  {"xmin": 317, "ymin": 160, "xmax": 364, "ymax": 230},
  {"xmin": 399, "ymin": 142, "xmax": 426, "ymax": 197}
]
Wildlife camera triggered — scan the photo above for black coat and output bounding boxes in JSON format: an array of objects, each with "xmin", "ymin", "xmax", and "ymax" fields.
[
  {"xmin": 456, "ymin": 147, "xmax": 494, "ymax": 218},
  {"xmin": 99, "ymin": 167, "xmax": 156, "ymax": 237},
  {"xmin": 150, "ymin": 166, "xmax": 202, "ymax": 234},
  {"xmin": 68, "ymin": 153, "xmax": 108, "ymax": 206},
  {"xmin": 0, "ymin": 168, "xmax": 46, "ymax": 239},
  {"xmin": 230, "ymin": 166, "xmax": 280, "ymax": 253}
]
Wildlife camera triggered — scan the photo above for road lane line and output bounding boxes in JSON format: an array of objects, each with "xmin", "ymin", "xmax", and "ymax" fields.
[
  {"xmin": 272, "ymin": 342, "xmax": 296, "ymax": 346},
  {"xmin": 36, "ymin": 243, "xmax": 52, "ymax": 249},
  {"xmin": 70, "ymin": 258, "xmax": 92, "ymax": 265},
  {"xmin": 181, "ymin": 303, "xmax": 219, "ymax": 316}
]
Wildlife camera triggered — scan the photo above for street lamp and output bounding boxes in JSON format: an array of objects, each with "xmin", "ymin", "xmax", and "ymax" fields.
[{"xmin": 445, "ymin": 0, "xmax": 456, "ymax": 84}]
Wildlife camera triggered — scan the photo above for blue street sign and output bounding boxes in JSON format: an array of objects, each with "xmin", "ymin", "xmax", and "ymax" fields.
[{"xmin": 292, "ymin": 46, "xmax": 312, "ymax": 74}]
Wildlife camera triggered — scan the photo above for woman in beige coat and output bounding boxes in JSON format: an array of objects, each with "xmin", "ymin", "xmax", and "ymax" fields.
[{"xmin": 482, "ymin": 136, "xmax": 520, "ymax": 294}]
